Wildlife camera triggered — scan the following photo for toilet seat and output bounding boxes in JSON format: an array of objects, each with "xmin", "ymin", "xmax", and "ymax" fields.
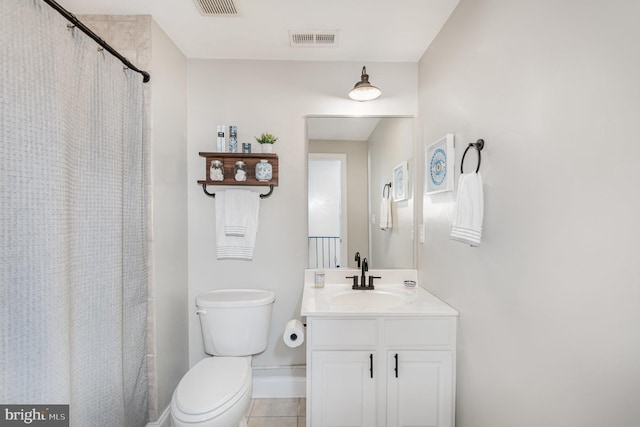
[{"xmin": 172, "ymin": 356, "xmax": 251, "ymax": 424}]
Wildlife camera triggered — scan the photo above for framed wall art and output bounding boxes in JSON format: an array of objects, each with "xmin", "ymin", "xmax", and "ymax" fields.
[
  {"xmin": 393, "ymin": 161, "xmax": 409, "ymax": 201},
  {"xmin": 425, "ymin": 134, "xmax": 455, "ymax": 195}
]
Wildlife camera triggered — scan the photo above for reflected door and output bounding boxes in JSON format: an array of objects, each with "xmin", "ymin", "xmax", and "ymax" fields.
[{"xmin": 308, "ymin": 154, "xmax": 347, "ymax": 268}]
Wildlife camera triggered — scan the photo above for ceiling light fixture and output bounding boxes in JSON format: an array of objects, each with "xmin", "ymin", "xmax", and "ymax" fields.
[{"xmin": 348, "ymin": 66, "xmax": 381, "ymax": 101}]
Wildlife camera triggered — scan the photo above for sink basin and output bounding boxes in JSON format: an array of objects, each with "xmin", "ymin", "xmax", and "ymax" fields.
[
  {"xmin": 329, "ymin": 289, "xmax": 416, "ymax": 308},
  {"xmin": 300, "ymin": 269, "xmax": 460, "ymax": 316}
]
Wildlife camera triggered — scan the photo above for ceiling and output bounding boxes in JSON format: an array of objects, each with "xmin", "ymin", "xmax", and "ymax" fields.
[
  {"xmin": 307, "ymin": 117, "xmax": 381, "ymax": 141},
  {"xmin": 57, "ymin": 0, "xmax": 460, "ymax": 62}
]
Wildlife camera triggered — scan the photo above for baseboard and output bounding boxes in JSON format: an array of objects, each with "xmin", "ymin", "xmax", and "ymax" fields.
[
  {"xmin": 146, "ymin": 405, "xmax": 171, "ymax": 427},
  {"xmin": 252, "ymin": 366, "xmax": 306, "ymax": 398}
]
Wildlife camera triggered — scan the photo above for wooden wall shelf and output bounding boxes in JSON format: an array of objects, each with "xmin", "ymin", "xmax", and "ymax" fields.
[{"xmin": 197, "ymin": 152, "xmax": 279, "ymax": 187}]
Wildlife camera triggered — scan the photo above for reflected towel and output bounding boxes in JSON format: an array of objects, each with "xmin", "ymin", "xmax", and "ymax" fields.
[
  {"xmin": 216, "ymin": 190, "xmax": 260, "ymax": 260},
  {"xmin": 450, "ymin": 172, "xmax": 484, "ymax": 246},
  {"xmin": 380, "ymin": 196, "xmax": 393, "ymax": 230}
]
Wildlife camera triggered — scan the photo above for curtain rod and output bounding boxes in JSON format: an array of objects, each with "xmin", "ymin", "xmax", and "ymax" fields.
[{"xmin": 41, "ymin": 0, "xmax": 151, "ymax": 83}]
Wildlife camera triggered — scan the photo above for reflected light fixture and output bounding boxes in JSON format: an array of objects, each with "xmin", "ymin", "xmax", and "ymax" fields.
[{"xmin": 348, "ymin": 66, "xmax": 381, "ymax": 101}]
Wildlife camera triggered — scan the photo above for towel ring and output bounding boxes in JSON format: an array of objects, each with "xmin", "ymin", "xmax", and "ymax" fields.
[
  {"xmin": 382, "ymin": 182, "xmax": 392, "ymax": 199},
  {"xmin": 201, "ymin": 184, "xmax": 274, "ymax": 199},
  {"xmin": 460, "ymin": 139, "xmax": 485, "ymax": 173}
]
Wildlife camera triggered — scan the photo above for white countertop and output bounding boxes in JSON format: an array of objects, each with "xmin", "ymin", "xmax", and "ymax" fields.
[{"xmin": 300, "ymin": 269, "xmax": 458, "ymax": 317}]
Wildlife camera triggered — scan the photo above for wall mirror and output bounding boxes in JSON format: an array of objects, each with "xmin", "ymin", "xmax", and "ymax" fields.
[{"xmin": 307, "ymin": 115, "xmax": 415, "ymax": 269}]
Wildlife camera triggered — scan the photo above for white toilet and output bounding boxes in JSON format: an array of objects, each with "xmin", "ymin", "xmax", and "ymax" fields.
[{"xmin": 171, "ymin": 289, "xmax": 276, "ymax": 427}]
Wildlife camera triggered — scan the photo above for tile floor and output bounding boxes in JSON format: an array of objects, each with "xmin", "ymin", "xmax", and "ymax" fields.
[{"xmin": 246, "ymin": 398, "xmax": 306, "ymax": 427}]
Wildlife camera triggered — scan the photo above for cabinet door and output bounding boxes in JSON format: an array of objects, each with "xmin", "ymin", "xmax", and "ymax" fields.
[
  {"xmin": 310, "ymin": 351, "xmax": 376, "ymax": 427},
  {"xmin": 387, "ymin": 351, "xmax": 454, "ymax": 427}
]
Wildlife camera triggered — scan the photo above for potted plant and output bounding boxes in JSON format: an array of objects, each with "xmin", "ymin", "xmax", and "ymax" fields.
[{"xmin": 255, "ymin": 132, "xmax": 278, "ymax": 153}]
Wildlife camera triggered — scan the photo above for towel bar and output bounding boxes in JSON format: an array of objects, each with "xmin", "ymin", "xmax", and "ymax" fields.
[
  {"xmin": 201, "ymin": 184, "xmax": 274, "ymax": 199},
  {"xmin": 460, "ymin": 139, "xmax": 485, "ymax": 173}
]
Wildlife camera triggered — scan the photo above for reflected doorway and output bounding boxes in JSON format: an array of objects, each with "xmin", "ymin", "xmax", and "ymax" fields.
[{"xmin": 308, "ymin": 153, "xmax": 347, "ymax": 268}]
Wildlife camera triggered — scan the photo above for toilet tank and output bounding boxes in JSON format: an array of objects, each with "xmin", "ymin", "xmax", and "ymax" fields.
[{"xmin": 196, "ymin": 289, "xmax": 276, "ymax": 356}]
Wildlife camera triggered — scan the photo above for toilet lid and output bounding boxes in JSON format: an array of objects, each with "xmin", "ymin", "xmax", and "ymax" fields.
[
  {"xmin": 174, "ymin": 357, "xmax": 251, "ymax": 416},
  {"xmin": 197, "ymin": 289, "xmax": 275, "ymax": 308}
]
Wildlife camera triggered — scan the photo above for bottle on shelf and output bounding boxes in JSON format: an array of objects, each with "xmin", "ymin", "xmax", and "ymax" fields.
[{"xmin": 229, "ymin": 125, "xmax": 238, "ymax": 153}]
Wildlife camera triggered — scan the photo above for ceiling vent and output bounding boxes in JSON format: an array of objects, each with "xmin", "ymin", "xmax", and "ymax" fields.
[
  {"xmin": 193, "ymin": 0, "xmax": 239, "ymax": 16},
  {"xmin": 289, "ymin": 30, "xmax": 340, "ymax": 47}
]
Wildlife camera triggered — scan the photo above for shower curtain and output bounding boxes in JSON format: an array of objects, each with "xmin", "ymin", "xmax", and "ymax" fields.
[{"xmin": 0, "ymin": 1, "xmax": 148, "ymax": 426}]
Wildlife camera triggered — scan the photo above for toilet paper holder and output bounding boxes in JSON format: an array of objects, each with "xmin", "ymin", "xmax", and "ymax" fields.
[{"xmin": 283, "ymin": 319, "xmax": 306, "ymax": 348}]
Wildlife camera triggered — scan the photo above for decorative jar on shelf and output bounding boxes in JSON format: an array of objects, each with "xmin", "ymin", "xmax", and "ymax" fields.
[
  {"xmin": 255, "ymin": 159, "xmax": 273, "ymax": 182},
  {"xmin": 234, "ymin": 161, "xmax": 247, "ymax": 181},
  {"xmin": 209, "ymin": 160, "xmax": 224, "ymax": 181}
]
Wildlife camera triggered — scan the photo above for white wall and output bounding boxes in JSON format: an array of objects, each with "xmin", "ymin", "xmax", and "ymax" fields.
[
  {"xmin": 149, "ymin": 20, "xmax": 188, "ymax": 419},
  {"xmin": 187, "ymin": 60, "xmax": 417, "ymax": 368},
  {"xmin": 368, "ymin": 118, "xmax": 414, "ymax": 268},
  {"xmin": 417, "ymin": 1, "xmax": 640, "ymax": 426}
]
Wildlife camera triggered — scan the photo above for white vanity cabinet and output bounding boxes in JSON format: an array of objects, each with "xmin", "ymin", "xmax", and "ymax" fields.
[
  {"xmin": 386, "ymin": 350, "xmax": 454, "ymax": 427},
  {"xmin": 310, "ymin": 350, "xmax": 377, "ymax": 426},
  {"xmin": 306, "ymin": 316, "xmax": 457, "ymax": 427}
]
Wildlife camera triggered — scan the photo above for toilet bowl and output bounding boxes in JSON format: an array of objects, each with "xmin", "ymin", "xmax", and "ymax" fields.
[
  {"xmin": 170, "ymin": 289, "xmax": 275, "ymax": 427},
  {"xmin": 171, "ymin": 357, "xmax": 252, "ymax": 427}
]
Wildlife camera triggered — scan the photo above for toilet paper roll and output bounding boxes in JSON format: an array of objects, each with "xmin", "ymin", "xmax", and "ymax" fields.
[{"xmin": 283, "ymin": 319, "xmax": 305, "ymax": 348}]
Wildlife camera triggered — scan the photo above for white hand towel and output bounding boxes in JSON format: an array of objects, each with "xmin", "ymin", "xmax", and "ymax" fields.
[
  {"xmin": 224, "ymin": 189, "xmax": 256, "ymax": 236},
  {"xmin": 380, "ymin": 196, "xmax": 393, "ymax": 230},
  {"xmin": 450, "ymin": 172, "xmax": 484, "ymax": 246},
  {"xmin": 216, "ymin": 190, "xmax": 260, "ymax": 260}
]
